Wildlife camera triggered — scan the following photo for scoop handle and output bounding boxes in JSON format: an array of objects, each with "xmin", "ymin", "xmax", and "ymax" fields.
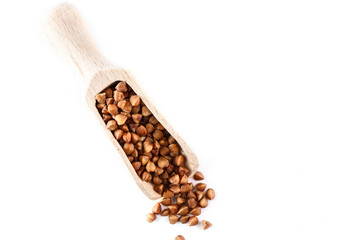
[{"xmin": 44, "ymin": 3, "xmax": 115, "ymax": 81}]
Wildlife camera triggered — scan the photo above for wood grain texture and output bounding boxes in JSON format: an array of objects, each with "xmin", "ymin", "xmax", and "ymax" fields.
[
  {"xmin": 43, "ymin": 3, "xmax": 116, "ymax": 81},
  {"xmin": 44, "ymin": 3, "xmax": 199, "ymax": 200}
]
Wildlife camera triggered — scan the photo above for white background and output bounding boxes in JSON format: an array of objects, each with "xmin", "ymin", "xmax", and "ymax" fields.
[{"xmin": 1, "ymin": 0, "xmax": 360, "ymax": 239}]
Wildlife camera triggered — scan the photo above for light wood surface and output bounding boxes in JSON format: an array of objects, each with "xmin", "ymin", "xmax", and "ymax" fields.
[{"xmin": 44, "ymin": 3, "xmax": 199, "ymax": 200}]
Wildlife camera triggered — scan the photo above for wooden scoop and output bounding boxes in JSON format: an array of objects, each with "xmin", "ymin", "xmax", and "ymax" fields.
[{"xmin": 44, "ymin": 3, "xmax": 198, "ymax": 200}]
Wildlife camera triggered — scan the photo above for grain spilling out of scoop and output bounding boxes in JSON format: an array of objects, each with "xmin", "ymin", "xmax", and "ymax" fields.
[{"xmin": 96, "ymin": 81, "xmax": 214, "ymax": 230}]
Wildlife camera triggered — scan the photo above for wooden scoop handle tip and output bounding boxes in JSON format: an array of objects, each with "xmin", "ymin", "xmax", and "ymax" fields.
[{"xmin": 44, "ymin": 3, "xmax": 114, "ymax": 81}]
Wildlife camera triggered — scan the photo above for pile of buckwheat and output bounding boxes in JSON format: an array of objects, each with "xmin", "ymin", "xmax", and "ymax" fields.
[{"xmin": 96, "ymin": 81, "xmax": 215, "ymax": 234}]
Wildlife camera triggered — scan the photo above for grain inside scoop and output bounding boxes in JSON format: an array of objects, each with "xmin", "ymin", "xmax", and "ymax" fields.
[{"xmin": 44, "ymin": 3, "xmax": 198, "ymax": 200}]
